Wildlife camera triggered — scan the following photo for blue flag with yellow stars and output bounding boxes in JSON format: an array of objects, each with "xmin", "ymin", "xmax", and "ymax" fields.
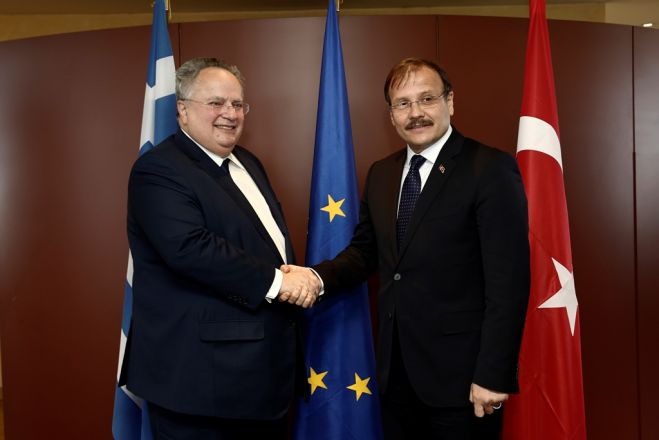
[{"xmin": 293, "ymin": 1, "xmax": 383, "ymax": 439}]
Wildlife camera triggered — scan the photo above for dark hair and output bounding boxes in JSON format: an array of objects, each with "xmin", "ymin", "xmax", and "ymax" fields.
[
  {"xmin": 383, "ymin": 58, "xmax": 452, "ymax": 105},
  {"xmin": 175, "ymin": 57, "xmax": 245, "ymax": 100}
]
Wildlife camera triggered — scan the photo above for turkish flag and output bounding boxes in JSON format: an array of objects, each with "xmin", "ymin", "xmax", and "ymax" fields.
[{"xmin": 501, "ymin": 0, "xmax": 587, "ymax": 439}]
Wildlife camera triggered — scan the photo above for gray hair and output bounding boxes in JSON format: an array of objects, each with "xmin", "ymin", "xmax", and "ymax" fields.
[{"xmin": 175, "ymin": 57, "xmax": 245, "ymax": 100}]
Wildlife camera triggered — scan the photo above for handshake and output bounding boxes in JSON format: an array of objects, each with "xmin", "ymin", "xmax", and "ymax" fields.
[{"xmin": 277, "ymin": 264, "xmax": 322, "ymax": 309}]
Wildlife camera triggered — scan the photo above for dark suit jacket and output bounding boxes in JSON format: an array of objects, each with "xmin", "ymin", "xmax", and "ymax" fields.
[
  {"xmin": 314, "ymin": 128, "xmax": 530, "ymax": 407},
  {"xmin": 120, "ymin": 129, "xmax": 299, "ymax": 420}
]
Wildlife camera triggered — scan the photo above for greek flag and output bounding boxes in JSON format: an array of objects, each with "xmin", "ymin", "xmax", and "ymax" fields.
[{"xmin": 111, "ymin": 0, "xmax": 177, "ymax": 438}]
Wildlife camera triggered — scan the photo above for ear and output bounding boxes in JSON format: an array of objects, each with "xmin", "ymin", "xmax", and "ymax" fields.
[
  {"xmin": 389, "ymin": 110, "xmax": 396, "ymax": 126},
  {"xmin": 446, "ymin": 91, "xmax": 455, "ymax": 117},
  {"xmin": 176, "ymin": 100, "xmax": 188, "ymax": 124}
]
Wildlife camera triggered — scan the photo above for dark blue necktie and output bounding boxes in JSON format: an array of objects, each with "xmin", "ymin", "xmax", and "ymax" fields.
[{"xmin": 396, "ymin": 154, "xmax": 426, "ymax": 248}]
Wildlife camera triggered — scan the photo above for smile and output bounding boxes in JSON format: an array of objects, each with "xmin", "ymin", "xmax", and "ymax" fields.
[{"xmin": 214, "ymin": 123, "xmax": 236, "ymax": 130}]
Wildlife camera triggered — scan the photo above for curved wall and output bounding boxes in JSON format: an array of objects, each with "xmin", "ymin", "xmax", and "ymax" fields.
[{"xmin": 0, "ymin": 15, "xmax": 657, "ymax": 439}]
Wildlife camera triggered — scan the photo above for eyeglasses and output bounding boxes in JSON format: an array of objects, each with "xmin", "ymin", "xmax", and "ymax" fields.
[
  {"xmin": 389, "ymin": 91, "xmax": 449, "ymax": 112},
  {"xmin": 182, "ymin": 98, "xmax": 250, "ymax": 115}
]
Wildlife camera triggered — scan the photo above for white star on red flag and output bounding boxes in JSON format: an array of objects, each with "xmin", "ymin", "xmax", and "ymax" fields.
[
  {"xmin": 502, "ymin": 0, "xmax": 587, "ymax": 438},
  {"xmin": 539, "ymin": 258, "xmax": 578, "ymax": 335}
]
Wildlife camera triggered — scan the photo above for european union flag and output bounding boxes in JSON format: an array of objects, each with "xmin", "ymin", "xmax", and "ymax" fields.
[
  {"xmin": 293, "ymin": 1, "xmax": 383, "ymax": 439},
  {"xmin": 112, "ymin": 1, "xmax": 177, "ymax": 438}
]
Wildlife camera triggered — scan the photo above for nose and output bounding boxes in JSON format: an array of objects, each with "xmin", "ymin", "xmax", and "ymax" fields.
[
  {"xmin": 216, "ymin": 106, "xmax": 238, "ymax": 119},
  {"xmin": 408, "ymin": 100, "xmax": 425, "ymax": 117}
]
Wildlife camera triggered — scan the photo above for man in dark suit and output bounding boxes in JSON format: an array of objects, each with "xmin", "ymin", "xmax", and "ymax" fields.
[
  {"xmin": 286, "ymin": 58, "xmax": 530, "ymax": 439},
  {"xmin": 120, "ymin": 58, "xmax": 320, "ymax": 440}
]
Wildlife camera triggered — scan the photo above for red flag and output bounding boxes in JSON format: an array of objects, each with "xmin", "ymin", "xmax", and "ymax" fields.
[{"xmin": 502, "ymin": 0, "xmax": 587, "ymax": 438}]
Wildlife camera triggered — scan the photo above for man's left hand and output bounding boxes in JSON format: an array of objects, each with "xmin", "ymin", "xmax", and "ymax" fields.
[{"xmin": 469, "ymin": 383, "xmax": 508, "ymax": 417}]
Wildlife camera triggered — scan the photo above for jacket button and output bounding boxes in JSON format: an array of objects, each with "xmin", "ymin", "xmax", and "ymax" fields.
[{"xmin": 393, "ymin": 273, "xmax": 401, "ymax": 281}]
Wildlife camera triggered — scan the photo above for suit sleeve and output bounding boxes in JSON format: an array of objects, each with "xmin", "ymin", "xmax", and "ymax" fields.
[
  {"xmin": 128, "ymin": 153, "xmax": 276, "ymax": 309},
  {"xmin": 472, "ymin": 151, "xmax": 530, "ymax": 392},
  {"xmin": 313, "ymin": 164, "xmax": 379, "ymax": 293}
]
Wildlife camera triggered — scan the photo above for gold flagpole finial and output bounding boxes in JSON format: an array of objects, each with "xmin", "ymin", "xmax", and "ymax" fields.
[{"xmin": 151, "ymin": 1, "xmax": 172, "ymax": 21}]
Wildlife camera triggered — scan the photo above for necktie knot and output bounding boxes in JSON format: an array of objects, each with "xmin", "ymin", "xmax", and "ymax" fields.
[
  {"xmin": 409, "ymin": 154, "xmax": 425, "ymax": 171},
  {"xmin": 221, "ymin": 157, "xmax": 231, "ymax": 174}
]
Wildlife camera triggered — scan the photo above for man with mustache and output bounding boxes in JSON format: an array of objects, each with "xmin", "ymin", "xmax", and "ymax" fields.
[{"xmin": 286, "ymin": 58, "xmax": 530, "ymax": 439}]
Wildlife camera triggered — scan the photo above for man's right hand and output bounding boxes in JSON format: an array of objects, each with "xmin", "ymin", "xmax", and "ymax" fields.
[{"xmin": 278, "ymin": 265, "xmax": 321, "ymax": 308}]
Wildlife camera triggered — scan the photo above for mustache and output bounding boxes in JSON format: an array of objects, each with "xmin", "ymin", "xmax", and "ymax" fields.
[{"xmin": 405, "ymin": 118, "xmax": 433, "ymax": 130}]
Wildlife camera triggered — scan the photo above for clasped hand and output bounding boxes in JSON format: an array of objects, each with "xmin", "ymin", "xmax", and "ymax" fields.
[{"xmin": 277, "ymin": 264, "xmax": 321, "ymax": 309}]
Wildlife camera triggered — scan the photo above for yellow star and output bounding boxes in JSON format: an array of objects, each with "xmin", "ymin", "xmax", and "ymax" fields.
[
  {"xmin": 320, "ymin": 194, "xmax": 346, "ymax": 222},
  {"xmin": 308, "ymin": 367, "xmax": 328, "ymax": 395},
  {"xmin": 346, "ymin": 373, "xmax": 372, "ymax": 401}
]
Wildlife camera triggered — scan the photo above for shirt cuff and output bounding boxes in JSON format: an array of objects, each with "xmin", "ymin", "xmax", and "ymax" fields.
[
  {"xmin": 308, "ymin": 267, "xmax": 325, "ymax": 296},
  {"xmin": 265, "ymin": 268, "xmax": 283, "ymax": 303}
]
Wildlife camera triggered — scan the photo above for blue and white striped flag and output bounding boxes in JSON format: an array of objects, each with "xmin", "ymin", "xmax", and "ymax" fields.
[{"xmin": 112, "ymin": 1, "xmax": 177, "ymax": 438}]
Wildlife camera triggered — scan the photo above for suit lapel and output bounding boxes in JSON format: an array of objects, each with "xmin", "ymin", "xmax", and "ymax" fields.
[
  {"xmin": 397, "ymin": 129, "xmax": 465, "ymax": 258},
  {"xmin": 233, "ymin": 147, "xmax": 294, "ymax": 263},
  {"xmin": 174, "ymin": 131, "xmax": 287, "ymax": 263},
  {"xmin": 387, "ymin": 151, "xmax": 407, "ymax": 260}
]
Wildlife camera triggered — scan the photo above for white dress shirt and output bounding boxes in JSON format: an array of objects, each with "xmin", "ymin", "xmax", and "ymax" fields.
[
  {"xmin": 182, "ymin": 130, "xmax": 285, "ymax": 300},
  {"xmin": 398, "ymin": 125, "xmax": 453, "ymax": 214}
]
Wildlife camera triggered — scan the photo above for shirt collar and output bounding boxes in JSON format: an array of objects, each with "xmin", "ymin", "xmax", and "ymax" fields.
[
  {"xmin": 405, "ymin": 125, "xmax": 452, "ymax": 166},
  {"xmin": 180, "ymin": 128, "xmax": 244, "ymax": 171}
]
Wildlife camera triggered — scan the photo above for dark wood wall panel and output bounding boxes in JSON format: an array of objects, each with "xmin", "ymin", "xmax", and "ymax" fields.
[
  {"xmin": 550, "ymin": 21, "xmax": 637, "ymax": 440},
  {"xmin": 0, "ymin": 25, "xmax": 180, "ymax": 439},
  {"xmin": 437, "ymin": 15, "xmax": 527, "ymax": 154},
  {"xmin": 0, "ymin": 14, "xmax": 654, "ymax": 440},
  {"xmin": 634, "ymin": 27, "xmax": 659, "ymax": 440}
]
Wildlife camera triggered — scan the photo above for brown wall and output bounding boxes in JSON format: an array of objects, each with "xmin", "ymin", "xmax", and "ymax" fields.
[
  {"xmin": 634, "ymin": 26, "xmax": 659, "ymax": 440},
  {"xmin": 0, "ymin": 24, "xmax": 177, "ymax": 439},
  {"xmin": 555, "ymin": 21, "xmax": 639, "ymax": 439},
  {"xmin": 0, "ymin": 15, "xmax": 656, "ymax": 440}
]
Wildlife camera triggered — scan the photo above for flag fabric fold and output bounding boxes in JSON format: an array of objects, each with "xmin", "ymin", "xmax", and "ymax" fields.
[
  {"xmin": 293, "ymin": 1, "xmax": 383, "ymax": 439},
  {"xmin": 112, "ymin": 1, "xmax": 177, "ymax": 438},
  {"xmin": 502, "ymin": 0, "xmax": 587, "ymax": 438}
]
